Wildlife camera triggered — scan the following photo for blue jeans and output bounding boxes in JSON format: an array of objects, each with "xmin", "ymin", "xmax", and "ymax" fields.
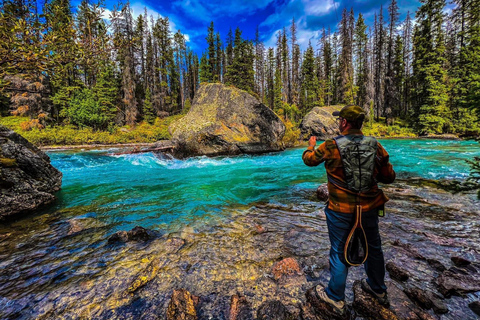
[{"xmin": 324, "ymin": 206, "xmax": 387, "ymax": 301}]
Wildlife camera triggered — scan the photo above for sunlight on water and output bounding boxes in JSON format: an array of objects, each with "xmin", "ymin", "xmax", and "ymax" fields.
[{"xmin": 47, "ymin": 139, "xmax": 480, "ymax": 233}]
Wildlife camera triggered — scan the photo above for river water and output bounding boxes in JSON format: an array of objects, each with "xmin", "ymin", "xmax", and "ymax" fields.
[{"xmin": 0, "ymin": 139, "xmax": 479, "ymax": 319}]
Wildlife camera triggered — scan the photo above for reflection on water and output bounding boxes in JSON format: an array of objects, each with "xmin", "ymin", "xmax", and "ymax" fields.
[{"xmin": 0, "ymin": 139, "xmax": 479, "ymax": 319}]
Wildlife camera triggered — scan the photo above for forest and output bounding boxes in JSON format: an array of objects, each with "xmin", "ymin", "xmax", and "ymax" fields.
[{"xmin": 0, "ymin": 0, "xmax": 479, "ymax": 138}]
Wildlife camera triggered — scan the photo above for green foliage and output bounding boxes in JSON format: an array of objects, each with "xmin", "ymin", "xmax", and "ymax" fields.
[
  {"xmin": 143, "ymin": 88, "xmax": 155, "ymax": 124},
  {"xmin": 224, "ymin": 28, "xmax": 255, "ymax": 92},
  {"xmin": 61, "ymin": 88, "xmax": 111, "ymax": 130},
  {"xmin": 363, "ymin": 119, "xmax": 417, "ymax": 137},
  {"xmin": 300, "ymin": 43, "xmax": 322, "ymax": 114},
  {"xmin": 0, "ymin": 115, "xmax": 184, "ymax": 146},
  {"xmin": 281, "ymin": 118, "xmax": 301, "ymax": 148},
  {"xmin": 466, "ymin": 155, "xmax": 480, "ymax": 198}
]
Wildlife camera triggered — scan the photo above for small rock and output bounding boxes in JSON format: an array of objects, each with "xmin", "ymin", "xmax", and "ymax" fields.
[
  {"xmin": 426, "ymin": 292, "xmax": 448, "ymax": 315},
  {"xmin": 108, "ymin": 230, "xmax": 129, "ymax": 243},
  {"xmin": 386, "ymin": 261, "xmax": 409, "ymax": 281},
  {"xmin": 166, "ymin": 289, "xmax": 198, "ymax": 320},
  {"xmin": 469, "ymin": 301, "xmax": 480, "ymax": 317},
  {"xmin": 229, "ymin": 294, "xmax": 253, "ymax": 320},
  {"xmin": 271, "ymin": 258, "xmax": 303, "ymax": 281},
  {"xmin": 126, "ymin": 258, "xmax": 160, "ymax": 295},
  {"xmin": 391, "ymin": 240, "xmax": 426, "ymax": 260},
  {"xmin": 67, "ymin": 219, "xmax": 84, "ymax": 235},
  {"xmin": 256, "ymin": 300, "xmax": 293, "ymax": 320},
  {"xmin": 306, "ymin": 286, "xmax": 350, "ymax": 320},
  {"xmin": 128, "ymin": 226, "xmax": 152, "ymax": 241},
  {"xmin": 427, "ymin": 258, "xmax": 446, "ymax": 272},
  {"xmin": 451, "ymin": 256, "xmax": 471, "ymax": 267},
  {"xmin": 255, "ymin": 225, "xmax": 266, "ymax": 234},
  {"xmin": 436, "ymin": 263, "xmax": 480, "ymax": 297},
  {"xmin": 164, "ymin": 237, "xmax": 186, "ymax": 253},
  {"xmin": 107, "ymin": 226, "xmax": 156, "ymax": 244},
  {"xmin": 403, "ymin": 287, "xmax": 433, "ymax": 310},
  {"xmin": 316, "ymin": 184, "xmax": 329, "ymax": 201}
]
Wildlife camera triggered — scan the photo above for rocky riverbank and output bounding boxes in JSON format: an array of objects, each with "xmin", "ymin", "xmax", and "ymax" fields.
[
  {"xmin": 0, "ymin": 125, "xmax": 62, "ymax": 221},
  {"xmin": 0, "ymin": 177, "xmax": 478, "ymax": 319}
]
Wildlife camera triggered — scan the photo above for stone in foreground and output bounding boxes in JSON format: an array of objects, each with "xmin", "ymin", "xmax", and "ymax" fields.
[
  {"xmin": 299, "ymin": 106, "xmax": 342, "ymax": 140},
  {"xmin": 166, "ymin": 289, "xmax": 199, "ymax": 320},
  {"xmin": 169, "ymin": 83, "xmax": 285, "ymax": 158},
  {"xmin": 0, "ymin": 125, "xmax": 62, "ymax": 220}
]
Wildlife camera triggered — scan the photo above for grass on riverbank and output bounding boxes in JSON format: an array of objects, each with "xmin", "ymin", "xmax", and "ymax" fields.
[
  {"xmin": 363, "ymin": 118, "xmax": 417, "ymax": 138},
  {"xmin": 0, "ymin": 115, "xmax": 183, "ymax": 146},
  {"xmin": 0, "ymin": 114, "xmax": 418, "ymax": 148}
]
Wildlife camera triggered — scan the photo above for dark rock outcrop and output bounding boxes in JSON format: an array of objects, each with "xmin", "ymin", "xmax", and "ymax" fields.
[
  {"xmin": 166, "ymin": 289, "xmax": 199, "ymax": 320},
  {"xmin": 469, "ymin": 301, "xmax": 480, "ymax": 317},
  {"xmin": 316, "ymin": 183, "xmax": 329, "ymax": 201},
  {"xmin": 169, "ymin": 83, "xmax": 285, "ymax": 158},
  {"xmin": 353, "ymin": 281, "xmax": 435, "ymax": 320},
  {"xmin": 435, "ymin": 262, "xmax": 480, "ymax": 297},
  {"xmin": 386, "ymin": 261, "xmax": 410, "ymax": 281},
  {"xmin": 257, "ymin": 300, "xmax": 293, "ymax": 320},
  {"xmin": 0, "ymin": 125, "xmax": 62, "ymax": 220},
  {"xmin": 229, "ymin": 294, "xmax": 253, "ymax": 320},
  {"xmin": 107, "ymin": 226, "xmax": 157, "ymax": 244},
  {"xmin": 299, "ymin": 106, "xmax": 342, "ymax": 140}
]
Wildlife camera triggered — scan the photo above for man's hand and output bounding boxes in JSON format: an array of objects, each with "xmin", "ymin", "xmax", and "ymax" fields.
[{"xmin": 308, "ymin": 136, "xmax": 317, "ymax": 148}]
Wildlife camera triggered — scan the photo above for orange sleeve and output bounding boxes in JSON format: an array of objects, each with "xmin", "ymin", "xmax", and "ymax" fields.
[
  {"xmin": 302, "ymin": 142, "xmax": 326, "ymax": 167},
  {"xmin": 376, "ymin": 142, "xmax": 396, "ymax": 184}
]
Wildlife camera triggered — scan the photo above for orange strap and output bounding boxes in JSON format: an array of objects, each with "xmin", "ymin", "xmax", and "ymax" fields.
[{"xmin": 344, "ymin": 205, "xmax": 369, "ymax": 266}]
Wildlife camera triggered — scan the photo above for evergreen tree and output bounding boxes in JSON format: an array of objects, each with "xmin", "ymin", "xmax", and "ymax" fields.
[
  {"xmin": 143, "ymin": 87, "xmax": 155, "ymax": 124},
  {"xmin": 290, "ymin": 18, "xmax": 300, "ymax": 107},
  {"xmin": 206, "ymin": 21, "xmax": 216, "ymax": 82},
  {"xmin": 412, "ymin": 0, "xmax": 450, "ymax": 134},
  {"xmin": 300, "ymin": 43, "xmax": 321, "ymax": 115},
  {"xmin": 384, "ymin": 0, "xmax": 399, "ymax": 123},
  {"xmin": 224, "ymin": 27, "xmax": 255, "ymax": 93},
  {"xmin": 265, "ymin": 48, "xmax": 275, "ymax": 109},
  {"xmin": 355, "ymin": 13, "xmax": 369, "ymax": 110}
]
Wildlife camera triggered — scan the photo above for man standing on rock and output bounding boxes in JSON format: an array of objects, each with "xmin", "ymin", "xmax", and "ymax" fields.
[{"xmin": 302, "ymin": 105, "xmax": 396, "ymax": 315}]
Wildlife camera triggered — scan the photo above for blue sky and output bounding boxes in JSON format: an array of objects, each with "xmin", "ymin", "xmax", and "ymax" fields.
[{"xmin": 90, "ymin": 0, "xmax": 423, "ymax": 53}]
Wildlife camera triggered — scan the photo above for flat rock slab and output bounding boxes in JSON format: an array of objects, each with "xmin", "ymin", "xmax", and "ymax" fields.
[{"xmin": 435, "ymin": 262, "xmax": 480, "ymax": 297}]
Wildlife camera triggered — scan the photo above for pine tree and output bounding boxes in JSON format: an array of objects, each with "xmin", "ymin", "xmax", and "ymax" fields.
[
  {"xmin": 265, "ymin": 48, "xmax": 275, "ymax": 109},
  {"xmin": 384, "ymin": 0, "xmax": 399, "ymax": 123},
  {"xmin": 412, "ymin": 0, "xmax": 450, "ymax": 134},
  {"xmin": 290, "ymin": 18, "xmax": 300, "ymax": 107},
  {"xmin": 355, "ymin": 13, "xmax": 369, "ymax": 110},
  {"xmin": 143, "ymin": 87, "xmax": 155, "ymax": 124},
  {"xmin": 224, "ymin": 27, "xmax": 255, "ymax": 93},
  {"xmin": 206, "ymin": 21, "xmax": 216, "ymax": 82},
  {"xmin": 300, "ymin": 43, "xmax": 321, "ymax": 115},
  {"xmin": 337, "ymin": 8, "xmax": 355, "ymax": 104},
  {"xmin": 373, "ymin": 9, "xmax": 386, "ymax": 120}
]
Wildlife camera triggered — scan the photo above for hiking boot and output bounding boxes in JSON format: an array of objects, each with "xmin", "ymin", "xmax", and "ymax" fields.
[
  {"xmin": 314, "ymin": 285, "xmax": 346, "ymax": 315},
  {"xmin": 361, "ymin": 279, "xmax": 390, "ymax": 307}
]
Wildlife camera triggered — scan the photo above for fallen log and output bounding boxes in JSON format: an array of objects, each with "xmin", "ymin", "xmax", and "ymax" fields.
[{"xmin": 109, "ymin": 146, "xmax": 175, "ymax": 156}]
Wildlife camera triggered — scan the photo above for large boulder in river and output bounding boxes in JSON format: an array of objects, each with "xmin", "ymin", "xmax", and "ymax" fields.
[
  {"xmin": 0, "ymin": 125, "xmax": 62, "ymax": 220},
  {"xmin": 299, "ymin": 106, "xmax": 342, "ymax": 140},
  {"xmin": 169, "ymin": 83, "xmax": 285, "ymax": 158}
]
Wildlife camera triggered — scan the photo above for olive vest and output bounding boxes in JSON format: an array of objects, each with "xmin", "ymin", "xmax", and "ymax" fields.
[{"xmin": 331, "ymin": 135, "xmax": 378, "ymax": 193}]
